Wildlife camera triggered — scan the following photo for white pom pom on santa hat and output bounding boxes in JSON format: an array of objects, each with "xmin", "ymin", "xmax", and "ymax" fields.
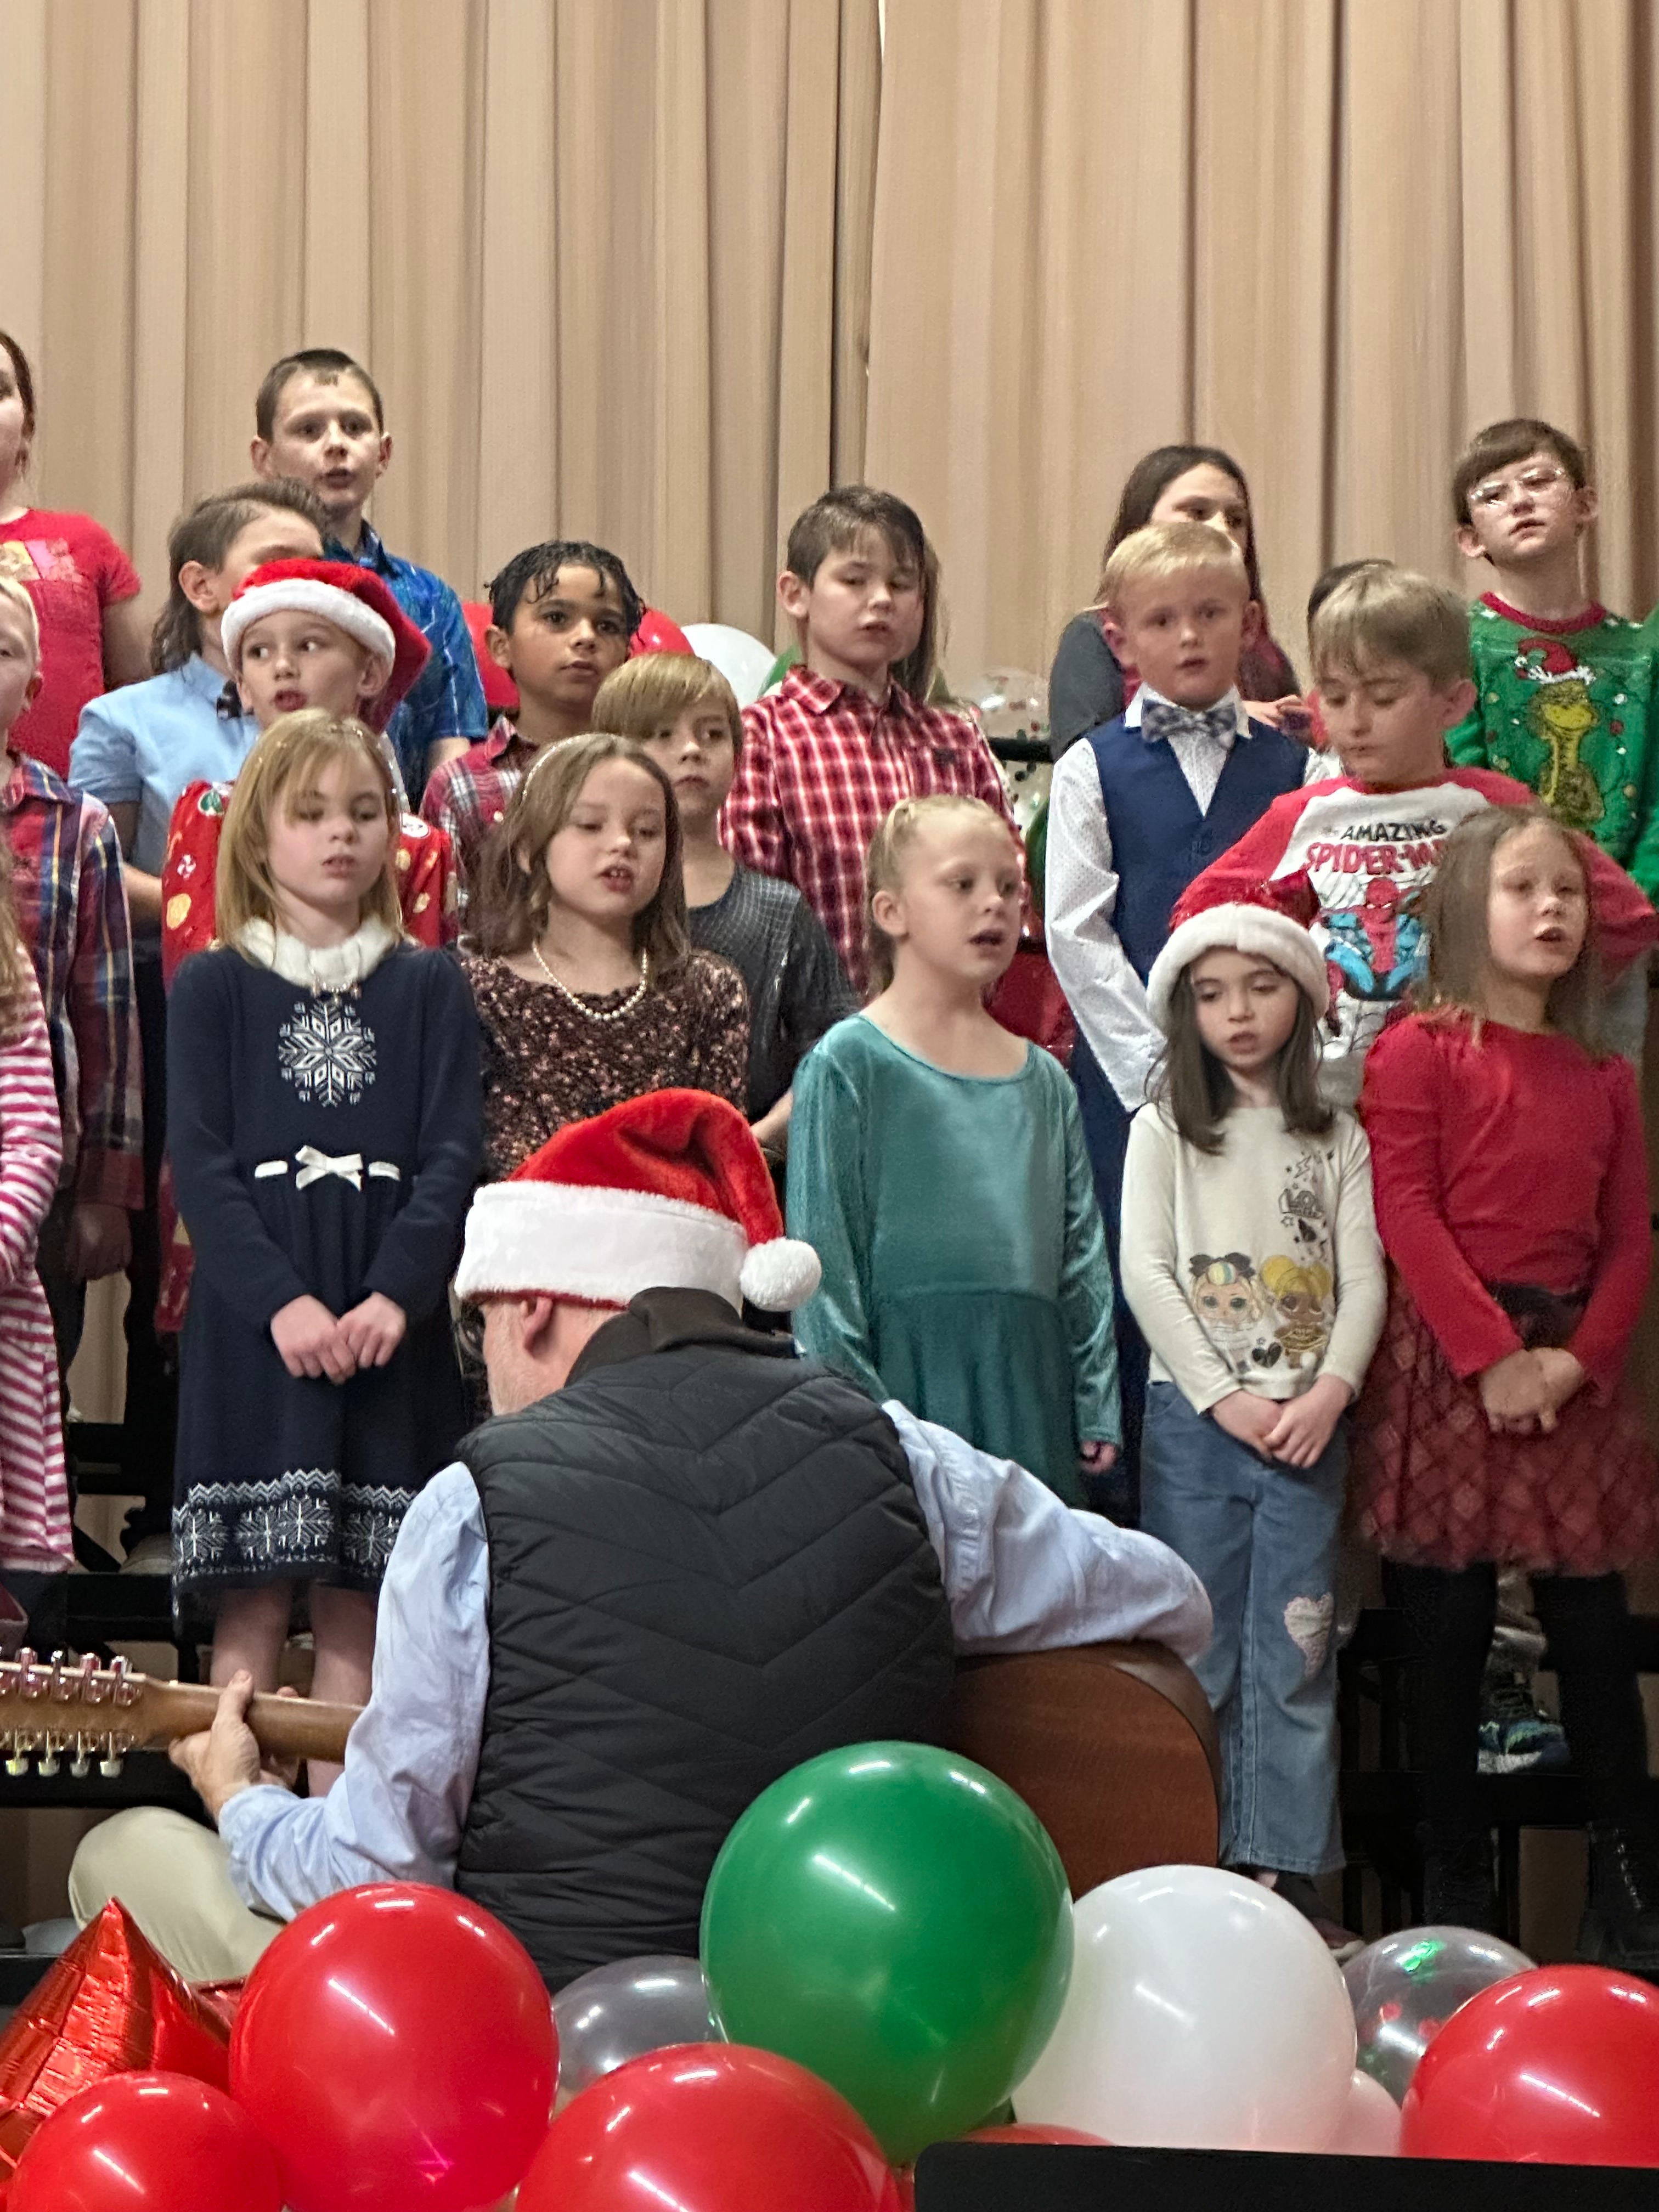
[
  {"xmin": 455, "ymin": 1087, "xmax": 822, "ymax": 1314},
  {"xmin": 738, "ymin": 1233, "xmax": 821, "ymax": 1313}
]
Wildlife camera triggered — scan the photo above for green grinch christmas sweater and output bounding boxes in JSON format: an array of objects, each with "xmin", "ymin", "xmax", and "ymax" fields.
[{"xmin": 1446, "ymin": 593, "xmax": 1659, "ymax": 897}]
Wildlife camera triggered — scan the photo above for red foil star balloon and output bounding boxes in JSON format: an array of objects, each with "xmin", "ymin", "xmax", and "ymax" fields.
[{"xmin": 0, "ymin": 1903, "xmax": 231, "ymax": 2201}]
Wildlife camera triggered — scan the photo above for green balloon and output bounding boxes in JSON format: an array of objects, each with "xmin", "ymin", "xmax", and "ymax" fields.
[{"xmin": 699, "ymin": 1741, "xmax": 1072, "ymax": 2165}]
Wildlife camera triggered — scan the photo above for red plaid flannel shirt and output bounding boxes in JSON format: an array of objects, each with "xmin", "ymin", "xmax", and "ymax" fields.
[
  {"xmin": 723, "ymin": 669, "xmax": 1015, "ymax": 991},
  {"xmin": 0, "ymin": 753, "xmax": 143, "ymax": 1206},
  {"xmin": 419, "ymin": 717, "xmax": 535, "ymax": 907}
]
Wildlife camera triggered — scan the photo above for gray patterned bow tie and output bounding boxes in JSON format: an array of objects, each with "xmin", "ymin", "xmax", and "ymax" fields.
[{"xmin": 1140, "ymin": 697, "xmax": 1237, "ymax": 749}]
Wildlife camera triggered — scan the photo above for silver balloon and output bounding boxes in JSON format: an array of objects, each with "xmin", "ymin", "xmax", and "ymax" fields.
[
  {"xmin": 1343, "ymin": 1926, "xmax": 1533, "ymax": 2103},
  {"xmin": 552, "ymin": 1954, "xmax": 718, "ymax": 2104}
]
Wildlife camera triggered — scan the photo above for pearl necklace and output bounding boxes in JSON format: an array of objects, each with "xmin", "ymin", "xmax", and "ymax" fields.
[{"xmin": 529, "ymin": 939, "xmax": 650, "ymax": 1023}]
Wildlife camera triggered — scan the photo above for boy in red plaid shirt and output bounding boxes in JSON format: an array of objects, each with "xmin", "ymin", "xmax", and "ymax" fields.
[
  {"xmin": 724, "ymin": 487, "xmax": 1013, "ymax": 992},
  {"xmin": 0, "ymin": 576, "xmax": 142, "ymax": 1372}
]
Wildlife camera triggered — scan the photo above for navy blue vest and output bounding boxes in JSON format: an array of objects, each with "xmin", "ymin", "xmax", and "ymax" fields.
[{"xmin": 1084, "ymin": 712, "xmax": 1306, "ymax": 980}]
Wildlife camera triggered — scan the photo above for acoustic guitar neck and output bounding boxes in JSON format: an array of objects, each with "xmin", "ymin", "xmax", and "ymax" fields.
[{"xmin": 0, "ymin": 1650, "xmax": 362, "ymax": 1777}]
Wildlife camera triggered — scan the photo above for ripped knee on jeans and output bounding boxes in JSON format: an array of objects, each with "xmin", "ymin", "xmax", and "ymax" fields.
[{"xmin": 1283, "ymin": 1593, "xmax": 1334, "ymax": 1679}]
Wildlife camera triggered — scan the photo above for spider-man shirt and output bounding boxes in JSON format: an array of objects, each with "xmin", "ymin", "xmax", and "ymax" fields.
[{"xmin": 1174, "ymin": 766, "xmax": 1658, "ymax": 1106}]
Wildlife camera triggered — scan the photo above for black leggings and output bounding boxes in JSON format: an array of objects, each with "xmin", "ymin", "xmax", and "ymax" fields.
[{"xmin": 1386, "ymin": 1560, "xmax": 1652, "ymax": 1846}]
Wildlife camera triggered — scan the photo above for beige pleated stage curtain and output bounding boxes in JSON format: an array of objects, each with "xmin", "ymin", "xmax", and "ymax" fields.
[
  {"xmin": 867, "ymin": 0, "xmax": 1659, "ymax": 684},
  {"xmin": 0, "ymin": 0, "xmax": 879, "ymax": 640}
]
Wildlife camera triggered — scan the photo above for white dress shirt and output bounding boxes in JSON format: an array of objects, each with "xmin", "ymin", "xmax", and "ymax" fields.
[
  {"xmin": 1046, "ymin": 684, "xmax": 1252, "ymax": 1113},
  {"xmin": 218, "ymin": 1408, "xmax": 1211, "ymax": 1921}
]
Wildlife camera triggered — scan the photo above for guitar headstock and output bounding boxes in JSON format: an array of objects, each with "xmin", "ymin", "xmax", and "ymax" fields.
[{"xmin": 0, "ymin": 1649, "xmax": 146, "ymax": 1776}]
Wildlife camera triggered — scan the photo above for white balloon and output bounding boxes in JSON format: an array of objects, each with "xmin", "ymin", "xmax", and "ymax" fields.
[
  {"xmin": 1323, "ymin": 2068, "xmax": 1402, "ymax": 2157},
  {"xmin": 681, "ymin": 623, "xmax": 778, "ymax": 708},
  {"xmin": 1013, "ymin": 1865, "xmax": 1356, "ymax": 2151}
]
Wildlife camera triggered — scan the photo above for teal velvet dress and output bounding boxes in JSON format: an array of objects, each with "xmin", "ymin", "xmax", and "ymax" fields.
[{"xmin": 787, "ymin": 1016, "xmax": 1120, "ymax": 1503}]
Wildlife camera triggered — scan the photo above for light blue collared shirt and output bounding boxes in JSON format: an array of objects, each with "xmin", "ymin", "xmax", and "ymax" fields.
[
  {"xmin": 218, "ymin": 1405, "xmax": 1211, "ymax": 1922},
  {"xmin": 69, "ymin": 656, "xmax": 259, "ymax": 890}
]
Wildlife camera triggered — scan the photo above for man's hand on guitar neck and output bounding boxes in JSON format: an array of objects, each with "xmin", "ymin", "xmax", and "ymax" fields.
[{"xmin": 170, "ymin": 1673, "xmax": 302, "ymax": 1821}]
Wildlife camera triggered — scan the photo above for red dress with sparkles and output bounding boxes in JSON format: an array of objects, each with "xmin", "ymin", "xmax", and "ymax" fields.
[
  {"xmin": 1353, "ymin": 1012, "xmax": 1657, "ymax": 1573},
  {"xmin": 153, "ymin": 781, "xmax": 459, "ymax": 1332}
]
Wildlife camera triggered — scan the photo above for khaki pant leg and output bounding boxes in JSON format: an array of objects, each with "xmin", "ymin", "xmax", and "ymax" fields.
[{"xmin": 68, "ymin": 1808, "xmax": 284, "ymax": 1983}]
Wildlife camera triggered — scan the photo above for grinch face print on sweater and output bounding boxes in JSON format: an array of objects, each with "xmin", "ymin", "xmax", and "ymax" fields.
[{"xmin": 1515, "ymin": 640, "xmax": 1603, "ymax": 832}]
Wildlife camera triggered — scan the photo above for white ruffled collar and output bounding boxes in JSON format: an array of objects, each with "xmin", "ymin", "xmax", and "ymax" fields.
[{"xmin": 236, "ymin": 917, "xmax": 399, "ymax": 991}]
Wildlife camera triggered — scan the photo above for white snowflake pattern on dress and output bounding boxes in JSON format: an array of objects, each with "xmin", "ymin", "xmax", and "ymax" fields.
[
  {"xmin": 173, "ymin": 1508, "xmax": 227, "ymax": 1568},
  {"xmin": 278, "ymin": 994, "xmax": 378, "ymax": 1108}
]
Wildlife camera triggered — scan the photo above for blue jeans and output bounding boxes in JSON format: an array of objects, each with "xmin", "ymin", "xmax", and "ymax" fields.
[{"xmin": 1141, "ymin": 1383, "xmax": 1346, "ymax": 1875}]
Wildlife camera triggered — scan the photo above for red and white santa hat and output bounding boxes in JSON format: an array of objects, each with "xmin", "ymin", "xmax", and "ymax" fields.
[
  {"xmin": 1147, "ymin": 870, "xmax": 1330, "ymax": 1030},
  {"xmin": 455, "ymin": 1088, "xmax": 823, "ymax": 1314},
  {"xmin": 221, "ymin": 558, "xmax": 431, "ymax": 730}
]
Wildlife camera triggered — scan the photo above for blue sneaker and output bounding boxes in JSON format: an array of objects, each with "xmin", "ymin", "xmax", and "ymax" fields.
[{"xmin": 1478, "ymin": 1670, "xmax": 1571, "ymax": 1775}]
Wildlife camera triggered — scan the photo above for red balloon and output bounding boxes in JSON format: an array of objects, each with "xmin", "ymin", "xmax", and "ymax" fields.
[
  {"xmin": 11, "ymin": 2071, "xmax": 281, "ymax": 2212},
  {"xmin": 0, "ymin": 1902, "xmax": 232, "ymax": 2191},
  {"xmin": 230, "ymin": 1884, "xmax": 556, "ymax": 2212},
  {"xmin": 1402, "ymin": 1964, "xmax": 1659, "ymax": 2166},
  {"xmin": 632, "ymin": 608, "xmax": 694, "ymax": 657},
  {"xmin": 460, "ymin": 600, "xmax": 520, "ymax": 714},
  {"xmin": 517, "ymin": 2043, "xmax": 901, "ymax": 2212},
  {"xmin": 964, "ymin": 2124, "xmax": 1111, "ymax": 2145}
]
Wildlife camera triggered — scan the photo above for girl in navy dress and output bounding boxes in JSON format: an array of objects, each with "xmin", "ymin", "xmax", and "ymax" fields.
[{"xmin": 168, "ymin": 709, "xmax": 481, "ymax": 1773}]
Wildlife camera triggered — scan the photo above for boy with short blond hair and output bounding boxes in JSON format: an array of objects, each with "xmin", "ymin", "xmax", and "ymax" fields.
[
  {"xmin": 1048, "ymin": 520, "xmax": 1307, "ymax": 1132},
  {"xmin": 252, "ymin": 347, "xmax": 486, "ymax": 798},
  {"xmin": 1182, "ymin": 565, "xmax": 1656, "ymax": 1107},
  {"xmin": 594, "ymin": 651, "xmax": 855, "ymax": 1155},
  {"xmin": 1047, "ymin": 519, "xmax": 1308, "ymax": 1504},
  {"xmin": 1446, "ymin": 417, "xmax": 1659, "ymax": 900},
  {"xmin": 0, "ymin": 574, "xmax": 142, "ymax": 1370}
]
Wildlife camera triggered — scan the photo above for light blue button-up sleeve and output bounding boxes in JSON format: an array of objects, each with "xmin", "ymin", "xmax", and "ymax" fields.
[
  {"xmin": 218, "ymin": 1461, "xmax": 490, "ymax": 1917},
  {"xmin": 884, "ymin": 1402, "xmax": 1212, "ymax": 1661}
]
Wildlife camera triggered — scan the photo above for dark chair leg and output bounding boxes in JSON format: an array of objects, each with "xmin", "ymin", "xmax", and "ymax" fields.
[{"xmin": 1496, "ymin": 1824, "xmax": 1522, "ymax": 1945}]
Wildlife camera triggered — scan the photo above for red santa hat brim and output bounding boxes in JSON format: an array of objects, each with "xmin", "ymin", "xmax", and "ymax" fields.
[
  {"xmin": 454, "ymin": 1088, "xmax": 822, "ymax": 1313},
  {"xmin": 221, "ymin": 559, "xmax": 431, "ymax": 729},
  {"xmin": 1146, "ymin": 903, "xmax": 1330, "ymax": 1030}
]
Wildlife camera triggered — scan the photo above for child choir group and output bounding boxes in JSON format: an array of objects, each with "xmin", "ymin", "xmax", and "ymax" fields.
[{"xmin": 3, "ymin": 328, "xmax": 1659, "ymax": 1963}]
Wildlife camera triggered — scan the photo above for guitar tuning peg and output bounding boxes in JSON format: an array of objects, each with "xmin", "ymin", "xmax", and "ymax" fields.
[
  {"xmin": 70, "ymin": 1742, "xmax": 91, "ymax": 1779},
  {"xmin": 36, "ymin": 1750, "xmax": 59, "ymax": 1777},
  {"xmin": 98, "ymin": 1753, "xmax": 123, "ymax": 1779}
]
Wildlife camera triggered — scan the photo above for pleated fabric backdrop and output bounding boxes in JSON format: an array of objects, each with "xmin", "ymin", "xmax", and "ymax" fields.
[
  {"xmin": 0, "ymin": 0, "xmax": 878, "ymax": 643},
  {"xmin": 865, "ymin": 0, "xmax": 1659, "ymax": 679},
  {"xmin": 2, "ymin": 0, "xmax": 1657, "ymax": 681}
]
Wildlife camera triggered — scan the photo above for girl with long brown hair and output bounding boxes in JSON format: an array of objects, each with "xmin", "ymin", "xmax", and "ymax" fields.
[
  {"xmin": 1120, "ymin": 885, "xmax": 1385, "ymax": 1953},
  {"xmin": 1354, "ymin": 805, "xmax": 1659, "ymax": 1966},
  {"xmin": 460, "ymin": 731, "xmax": 747, "ymax": 1178}
]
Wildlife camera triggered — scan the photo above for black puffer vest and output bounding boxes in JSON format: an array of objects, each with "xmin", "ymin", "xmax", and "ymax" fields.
[{"xmin": 453, "ymin": 1290, "xmax": 955, "ymax": 1990}]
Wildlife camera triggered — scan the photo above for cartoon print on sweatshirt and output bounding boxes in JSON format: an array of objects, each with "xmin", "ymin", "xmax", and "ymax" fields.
[
  {"xmin": 1516, "ymin": 640, "xmax": 1604, "ymax": 832},
  {"xmin": 1260, "ymin": 1255, "xmax": 1334, "ymax": 1371},
  {"xmin": 1187, "ymin": 1254, "xmax": 1280, "ymax": 1376},
  {"xmin": 1323, "ymin": 876, "xmax": 1425, "ymax": 1006}
]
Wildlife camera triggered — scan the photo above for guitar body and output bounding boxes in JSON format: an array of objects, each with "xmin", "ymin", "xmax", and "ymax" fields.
[{"xmin": 947, "ymin": 1641, "xmax": 1220, "ymax": 1895}]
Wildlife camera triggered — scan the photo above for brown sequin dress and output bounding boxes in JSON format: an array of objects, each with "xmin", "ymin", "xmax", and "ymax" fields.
[{"xmin": 458, "ymin": 949, "xmax": 750, "ymax": 1179}]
